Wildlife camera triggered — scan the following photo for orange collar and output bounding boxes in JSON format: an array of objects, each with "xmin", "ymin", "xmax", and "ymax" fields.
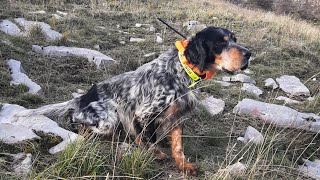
[{"xmin": 175, "ymin": 40, "xmax": 215, "ymax": 81}]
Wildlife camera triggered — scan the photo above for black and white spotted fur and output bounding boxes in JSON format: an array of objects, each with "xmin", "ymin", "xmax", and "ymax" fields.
[{"xmin": 15, "ymin": 26, "xmax": 251, "ymax": 145}]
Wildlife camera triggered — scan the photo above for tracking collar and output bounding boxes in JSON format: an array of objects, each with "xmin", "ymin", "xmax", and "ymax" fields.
[{"xmin": 175, "ymin": 40, "xmax": 215, "ymax": 88}]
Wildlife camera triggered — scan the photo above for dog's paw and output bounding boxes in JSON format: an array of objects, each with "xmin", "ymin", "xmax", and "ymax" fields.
[{"xmin": 182, "ymin": 162, "xmax": 198, "ymax": 176}]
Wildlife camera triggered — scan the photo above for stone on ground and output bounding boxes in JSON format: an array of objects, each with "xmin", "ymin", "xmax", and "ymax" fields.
[
  {"xmin": 233, "ymin": 99, "xmax": 320, "ymax": 133},
  {"xmin": 222, "ymin": 74, "xmax": 256, "ymax": 84},
  {"xmin": 32, "ymin": 45, "xmax": 115, "ymax": 68},
  {"xmin": 201, "ymin": 96, "xmax": 225, "ymax": 115},
  {"xmin": 237, "ymin": 126, "xmax": 264, "ymax": 145},
  {"xmin": 0, "ymin": 19, "xmax": 23, "ymax": 36},
  {"xmin": 276, "ymin": 96, "xmax": 302, "ymax": 105},
  {"xmin": 276, "ymin": 75, "xmax": 310, "ymax": 96},
  {"xmin": 129, "ymin": 37, "xmax": 145, "ymax": 42},
  {"xmin": 264, "ymin": 78, "xmax": 278, "ymax": 89},
  {"xmin": 241, "ymin": 83, "xmax": 263, "ymax": 97},
  {"xmin": 218, "ymin": 162, "xmax": 247, "ymax": 175},
  {"xmin": 299, "ymin": 159, "xmax": 320, "ymax": 179},
  {"xmin": 14, "ymin": 18, "xmax": 63, "ymax": 41},
  {"xmin": 7, "ymin": 59, "xmax": 42, "ymax": 94},
  {"xmin": 0, "ymin": 104, "xmax": 81, "ymax": 154}
]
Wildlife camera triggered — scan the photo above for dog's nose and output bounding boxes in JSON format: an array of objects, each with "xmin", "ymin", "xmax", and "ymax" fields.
[{"xmin": 244, "ymin": 51, "xmax": 251, "ymax": 60}]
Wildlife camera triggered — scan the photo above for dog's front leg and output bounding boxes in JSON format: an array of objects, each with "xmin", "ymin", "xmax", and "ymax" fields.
[{"xmin": 170, "ymin": 126, "xmax": 197, "ymax": 175}]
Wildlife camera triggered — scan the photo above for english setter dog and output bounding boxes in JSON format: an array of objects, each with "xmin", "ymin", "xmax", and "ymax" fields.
[{"xmin": 16, "ymin": 26, "xmax": 251, "ymax": 175}]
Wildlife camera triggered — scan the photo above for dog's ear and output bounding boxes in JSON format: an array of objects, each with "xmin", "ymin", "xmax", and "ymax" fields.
[{"xmin": 184, "ymin": 37, "xmax": 213, "ymax": 72}]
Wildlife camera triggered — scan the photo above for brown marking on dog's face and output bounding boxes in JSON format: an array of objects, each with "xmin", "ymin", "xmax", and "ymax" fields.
[{"xmin": 214, "ymin": 47, "xmax": 245, "ymax": 72}]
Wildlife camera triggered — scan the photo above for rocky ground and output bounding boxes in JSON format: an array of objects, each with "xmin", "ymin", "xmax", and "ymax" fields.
[{"xmin": 0, "ymin": 0, "xmax": 319, "ymax": 179}]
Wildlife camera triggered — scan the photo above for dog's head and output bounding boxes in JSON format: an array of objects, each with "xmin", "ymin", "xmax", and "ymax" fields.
[{"xmin": 184, "ymin": 26, "xmax": 251, "ymax": 75}]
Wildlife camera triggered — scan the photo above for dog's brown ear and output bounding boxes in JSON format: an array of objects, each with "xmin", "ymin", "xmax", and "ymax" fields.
[{"xmin": 184, "ymin": 38, "xmax": 208, "ymax": 72}]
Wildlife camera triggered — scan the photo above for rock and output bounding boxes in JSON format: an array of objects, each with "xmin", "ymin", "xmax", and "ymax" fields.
[
  {"xmin": 119, "ymin": 40, "xmax": 126, "ymax": 44},
  {"xmin": 183, "ymin": 20, "xmax": 207, "ymax": 32},
  {"xmin": 276, "ymin": 96, "xmax": 302, "ymax": 105},
  {"xmin": 148, "ymin": 26, "xmax": 156, "ymax": 32},
  {"xmin": 93, "ymin": 44, "xmax": 100, "ymax": 50},
  {"xmin": 56, "ymin": 10, "xmax": 68, "ymax": 16},
  {"xmin": 14, "ymin": 18, "xmax": 63, "ymax": 41},
  {"xmin": 32, "ymin": 45, "xmax": 115, "ymax": 68},
  {"xmin": 237, "ymin": 126, "xmax": 264, "ymax": 145},
  {"xmin": 0, "ymin": 104, "xmax": 81, "ymax": 154},
  {"xmin": 299, "ymin": 159, "xmax": 320, "ymax": 179},
  {"xmin": 7, "ymin": 59, "xmax": 42, "ymax": 94},
  {"xmin": 0, "ymin": 123, "xmax": 40, "ymax": 143},
  {"xmin": 276, "ymin": 75, "xmax": 310, "ymax": 96},
  {"xmin": 28, "ymin": 10, "xmax": 46, "ymax": 14},
  {"xmin": 218, "ymin": 162, "xmax": 247, "ymax": 175},
  {"xmin": 135, "ymin": 23, "xmax": 147, "ymax": 27},
  {"xmin": 0, "ymin": 19, "xmax": 23, "ymax": 36},
  {"xmin": 242, "ymin": 69, "xmax": 252, "ymax": 74},
  {"xmin": 144, "ymin": 52, "xmax": 156, "ymax": 57},
  {"xmin": 52, "ymin": 14, "xmax": 63, "ymax": 20},
  {"xmin": 201, "ymin": 96, "xmax": 225, "ymax": 115},
  {"xmin": 214, "ymin": 80, "xmax": 232, "ymax": 87},
  {"xmin": 12, "ymin": 153, "xmax": 32, "ymax": 175},
  {"xmin": 156, "ymin": 35, "xmax": 163, "ymax": 43},
  {"xmin": 222, "ymin": 74, "xmax": 256, "ymax": 84},
  {"xmin": 264, "ymin": 78, "xmax": 278, "ymax": 89},
  {"xmin": 241, "ymin": 83, "xmax": 263, "ymax": 97},
  {"xmin": 233, "ymin": 99, "xmax": 320, "ymax": 133},
  {"xmin": 129, "ymin": 37, "xmax": 145, "ymax": 43}
]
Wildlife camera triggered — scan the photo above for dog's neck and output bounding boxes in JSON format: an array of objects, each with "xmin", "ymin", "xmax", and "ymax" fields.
[{"xmin": 171, "ymin": 49, "xmax": 197, "ymax": 88}]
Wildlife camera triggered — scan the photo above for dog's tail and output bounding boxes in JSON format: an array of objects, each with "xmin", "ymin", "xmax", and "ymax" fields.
[{"xmin": 15, "ymin": 99, "xmax": 79, "ymax": 118}]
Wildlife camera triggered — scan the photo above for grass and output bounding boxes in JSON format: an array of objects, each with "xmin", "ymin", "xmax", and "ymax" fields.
[{"xmin": 0, "ymin": 0, "xmax": 319, "ymax": 179}]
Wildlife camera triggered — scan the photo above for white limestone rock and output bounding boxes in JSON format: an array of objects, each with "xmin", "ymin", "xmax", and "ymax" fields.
[
  {"xmin": 32, "ymin": 45, "xmax": 115, "ymax": 68},
  {"xmin": 201, "ymin": 96, "xmax": 225, "ymax": 115},
  {"xmin": 237, "ymin": 126, "xmax": 264, "ymax": 145},
  {"xmin": 264, "ymin": 78, "xmax": 278, "ymax": 89},
  {"xmin": 0, "ymin": 104, "xmax": 81, "ymax": 154},
  {"xmin": 28, "ymin": 10, "xmax": 46, "ymax": 14},
  {"xmin": 148, "ymin": 26, "xmax": 156, "ymax": 32},
  {"xmin": 241, "ymin": 83, "xmax": 263, "ymax": 97},
  {"xmin": 218, "ymin": 162, "xmax": 247, "ymax": 175},
  {"xmin": 214, "ymin": 80, "xmax": 232, "ymax": 87},
  {"xmin": 129, "ymin": 37, "xmax": 145, "ymax": 43},
  {"xmin": 242, "ymin": 69, "xmax": 252, "ymax": 74},
  {"xmin": 56, "ymin": 10, "xmax": 68, "ymax": 16},
  {"xmin": 276, "ymin": 75, "xmax": 310, "ymax": 96},
  {"xmin": 12, "ymin": 153, "xmax": 32, "ymax": 175},
  {"xmin": 52, "ymin": 14, "xmax": 63, "ymax": 20},
  {"xmin": 0, "ymin": 123, "xmax": 40, "ymax": 143},
  {"xmin": 14, "ymin": 18, "xmax": 62, "ymax": 41},
  {"xmin": 276, "ymin": 96, "xmax": 302, "ymax": 105},
  {"xmin": 299, "ymin": 159, "xmax": 320, "ymax": 179},
  {"xmin": 222, "ymin": 74, "xmax": 256, "ymax": 84},
  {"xmin": 156, "ymin": 35, "xmax": 163, "ymax": 43},
  {"xmin": 7, "ymin": 59, "xmax": 42, "ymax": 94},
  {"xmin": 183, "ymin": 20, "xmax": 207, "ymax": 31},
  {"xmin": 0, "ymin": 19, "xmax": 23, "ymax": 36},
  {"xmin": 233, "ymin": 99, "xmax": 320, "ymax": 133},
  {"xmin": 144, "ymin": 52, "xmax": 156, "ymax": 58}
]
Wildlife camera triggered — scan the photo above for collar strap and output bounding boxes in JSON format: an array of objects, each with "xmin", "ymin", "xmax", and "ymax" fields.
[{"xmin": 175, "ymin": 40, "xmax": 215, "ymax": 87}]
